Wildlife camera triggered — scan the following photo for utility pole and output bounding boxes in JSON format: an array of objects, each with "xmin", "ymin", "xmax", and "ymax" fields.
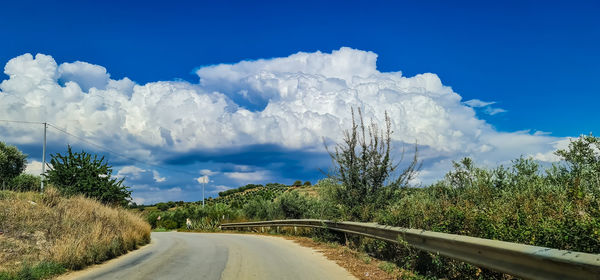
[
  {"xmin": 202, "ymin": 181, "xmax": 205, "ymax": 207},
  {"xmin": 41, "ymin": 122, "xmax": 47, "ymax": 192}
]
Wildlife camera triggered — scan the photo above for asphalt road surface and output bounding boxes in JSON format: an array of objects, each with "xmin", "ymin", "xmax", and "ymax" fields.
[{"xmin": 61, "ymin": 232, "xmax": 356, "ymax": 280}]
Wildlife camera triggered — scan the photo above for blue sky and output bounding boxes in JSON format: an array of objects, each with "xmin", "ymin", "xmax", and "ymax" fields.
[{"xmin": 0, "ymin": 0, "xmax": 598, "ymax": 204}]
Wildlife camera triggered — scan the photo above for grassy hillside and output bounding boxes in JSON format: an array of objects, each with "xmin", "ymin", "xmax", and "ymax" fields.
[{"xmin": 0, "ymin": 188, "xmax": 151, "ymax": 279}]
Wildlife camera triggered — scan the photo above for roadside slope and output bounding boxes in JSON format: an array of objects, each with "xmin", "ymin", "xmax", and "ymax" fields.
[{"xmin": 0, "ymin": 189, "xmax": 150, "ymax": 279}]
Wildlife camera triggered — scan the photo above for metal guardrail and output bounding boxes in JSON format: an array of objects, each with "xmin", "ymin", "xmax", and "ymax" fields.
[{"xmin": 221, "ymin": 219, "xmax": 600, "ymax": 280}]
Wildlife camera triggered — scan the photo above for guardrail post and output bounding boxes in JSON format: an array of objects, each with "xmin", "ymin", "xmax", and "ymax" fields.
[{"xmin": 294, "ymin": 226, "xmax": 297, "ymax": 234}]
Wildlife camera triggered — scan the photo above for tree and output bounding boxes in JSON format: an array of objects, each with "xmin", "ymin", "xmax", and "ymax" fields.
[
  {"xmin": 554, "ymin": 134, "xmax": 600, "ymax": 196},
  {"xmin": 324, "ymin": 108, "xmax": 420, "ymax": 221},
  {"xmin": 46, "ymin": 145, "xmax": 131, "ymax": 206},
  {"xmin": 292, "ymin": 180, "xmax": 302, "ymax": 187},
  {"xmin": 0, "ymin": 141, "xmax": 27, "ymax": 189}
]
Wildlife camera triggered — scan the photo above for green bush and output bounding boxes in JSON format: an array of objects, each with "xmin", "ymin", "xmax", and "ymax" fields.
[
  {"xmin": 156, "ymin": 202, "xmax": 169, "ymax": 211},
  {"xmin": 269, "ymin": 191, "xmax": 314, "ymax": 219},
  {"xmin": 147, "ymin": 202, "xmax": 241, "ymax": 230},
  {"xmin": 46, "ymin": 146, "xmax": 131, "ymax": 206},
  {"xmin": 9, "ymin": 174, "xmax": 41, "ymax": 192},
  {"xmin": 242, "ymin": 198, "xmax": 272, "ymax": 220},
  {"xmin": 0, "ymin": 261, "xmax": 65, "ymax": 280},
  {"xmin": 162, "ymin": 220, "xmax": 178, "ymax": 230}
]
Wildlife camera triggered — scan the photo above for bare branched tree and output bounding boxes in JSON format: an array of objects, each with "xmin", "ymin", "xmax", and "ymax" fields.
[{"xmin": 324, "ymin": 107, "xmax": 420, "ymax": 221}]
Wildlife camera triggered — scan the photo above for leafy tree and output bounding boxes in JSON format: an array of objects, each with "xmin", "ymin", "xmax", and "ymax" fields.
[
  {"xmin": 10, "ymin": 173, "xmax": 41, "ymax": 192},
  {"xmin": 0, "ymin": 142, "xmax": 27, "ymax": 189},
  {"xmin": 46, "ymin": 145, "xmax": 131, "ymax": 206},
  {"xmin": 555, "ymin": 134, "xmax": 600, "ymax": 173},
  {"xmin": 292, "ymin": 180, "xmax": 302, "ymax": 187},
  {"xmin": 324, "ymin": 108, "xmax": 420, "ymax": 221},
  {"xmin": 554, "ymin": 134, "xmax": 600, "ymax": 197},
  {"xmin": 303, "ymin": 181, "xmax": 312, "ymax": 186}
]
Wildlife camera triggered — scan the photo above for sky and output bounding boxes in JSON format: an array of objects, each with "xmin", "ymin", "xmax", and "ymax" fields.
[{"xmin": 0, "ymin": 0, "xmax": 598, "ymax": 204}]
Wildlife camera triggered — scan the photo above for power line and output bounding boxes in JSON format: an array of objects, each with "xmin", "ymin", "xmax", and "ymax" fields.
[
  {"xmin": 0, "ymin": 119, "xmax": 201, "ymax": 177},
  {"xmin": 0, "ymin": 119, "xmax": 45, "ymax": 125},
  {"xmin": 45, "ymin": 123, "xmax": 200, "ymax": 177}
]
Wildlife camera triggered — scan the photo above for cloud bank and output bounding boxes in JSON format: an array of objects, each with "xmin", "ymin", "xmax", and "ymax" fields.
[{"xmin": 0, "ymin": 48, "xmax": 564, "ymax": 202}]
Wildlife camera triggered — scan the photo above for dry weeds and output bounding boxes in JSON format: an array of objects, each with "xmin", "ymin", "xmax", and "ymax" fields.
[
  {"xmin": 282, "ymin": 235, "xmax": 419, "ymax": 280},
  {"xmin": 0, "ymin": 188, "xmax": 150, "ymax": 274}
]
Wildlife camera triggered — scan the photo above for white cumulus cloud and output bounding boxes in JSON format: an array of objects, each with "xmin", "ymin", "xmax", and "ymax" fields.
[
  {"xmin": 464, "ymin": 99, "xmax": 495, "ymax": 107},
  {"xmin": 116, "ymin": 166, "xmax": 146, "ymax": 179},
  {"xmin": 200, "ymin": 169, "xmax": 219, "ymax": 176},
  {"xmin": 152, "ymin": 170, "xmax": 166, "ymax": 182},
  {"xmin": 24, "ymin": 160, "xmax": 45, "ymax": 176},
  {"xmin": 0, "ymin": 48, "xmax": 567, "ymax": 185},
  {"xmin": 225, "ymin": 170, "xmax": 271, "ymax": 183}
]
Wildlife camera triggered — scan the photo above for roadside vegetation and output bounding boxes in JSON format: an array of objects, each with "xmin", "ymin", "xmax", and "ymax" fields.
[
  {"xmin": 0, "ymin": 188, "xmax": 150, "ymax": 279},
  {"xmin": 142, "ymin": 109, "xmax": 600, "ymax": 279},
  {"xmin": 0, "ymin": 142, "xmax": 150, "ymax": 280}
]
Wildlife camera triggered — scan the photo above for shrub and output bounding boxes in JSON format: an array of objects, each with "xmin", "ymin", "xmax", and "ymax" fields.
[
  {"xmin": 323, "ymin": 108, "xmax": 419, "ymax": 221},
  {"xmin": 156, "ymin": 202, "xmax": 169, "ymax": 211},
  {"xmin": 242, "ymin": 198, "xmax": 272, "ymax": 220},
  {"xmin": 46, "ymin": 146, "xmax": 131, "ymax": 206},
  {"xmin": 9, "ymin": 174, "xmax": 41, "ymax": 192}
]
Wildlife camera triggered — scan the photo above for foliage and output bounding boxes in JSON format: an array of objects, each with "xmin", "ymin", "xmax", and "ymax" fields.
[
  {"xmin": 218, "ymin": 184, "xmax": 263, "ymax": 197},
  {"xmin": 147, "ymin": 202, "xmax": 241, "ymax": 231},
  {"xmin": 292, "ymin": 180, "xmax": 302, "ymax": 186},
  {"xmin": 209, "ymin": 184, "xmax": 288, "ymax": 208},
  {"xmin": 324, "ymin": 108, "xmax": 420, "ymax": 221},
  {"xmin": 9, "ymin": 174, "xmax": 41, "ymax": 192},
  {"xmin": 269, "ymin": 191, "xmax": 315, "ymax": 219},
  {"xmin": 45, "ymin": 145, "xmax": 131, "ymax": 206},
  {"xmin": 242, "ymin": 198, "xmax": 272, "ymax": 220},
  {"xmin": 554, "ymin": 134, "xmax": 600, "ymax": 198},
  {"xmin": 140, "ymin": 134, "xmax": 600, "ymax": 280},
  {"xmin": 0, "ymin": 261, "xmax": 65, "ymax": 280},
  {"xmin": 372, "ymin": 144, "xmax": 600, "ymax": 278},
  {"xmin": 156, "ymin": 203, "xmax": 169, "ymax": 211},
  {"xmin": 0, "ymin": 141, "xmax": 27, "ymax": 189}
]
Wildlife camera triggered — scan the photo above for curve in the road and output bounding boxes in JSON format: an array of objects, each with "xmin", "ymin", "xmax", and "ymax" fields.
[{"xmin": 61, "ymin": 232, "xmax": 356, "ymax": 280}]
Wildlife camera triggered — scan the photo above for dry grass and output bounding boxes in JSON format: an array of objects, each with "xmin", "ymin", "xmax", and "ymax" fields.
[{"xmin": 0, "ymin": 188, "xmax": 150, "ymax": 274}]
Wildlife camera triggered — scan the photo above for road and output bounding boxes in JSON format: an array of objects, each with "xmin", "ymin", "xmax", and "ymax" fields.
[{"xmin": 60, "ymin": 232, "xmax": 356, "ymax": 280}]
